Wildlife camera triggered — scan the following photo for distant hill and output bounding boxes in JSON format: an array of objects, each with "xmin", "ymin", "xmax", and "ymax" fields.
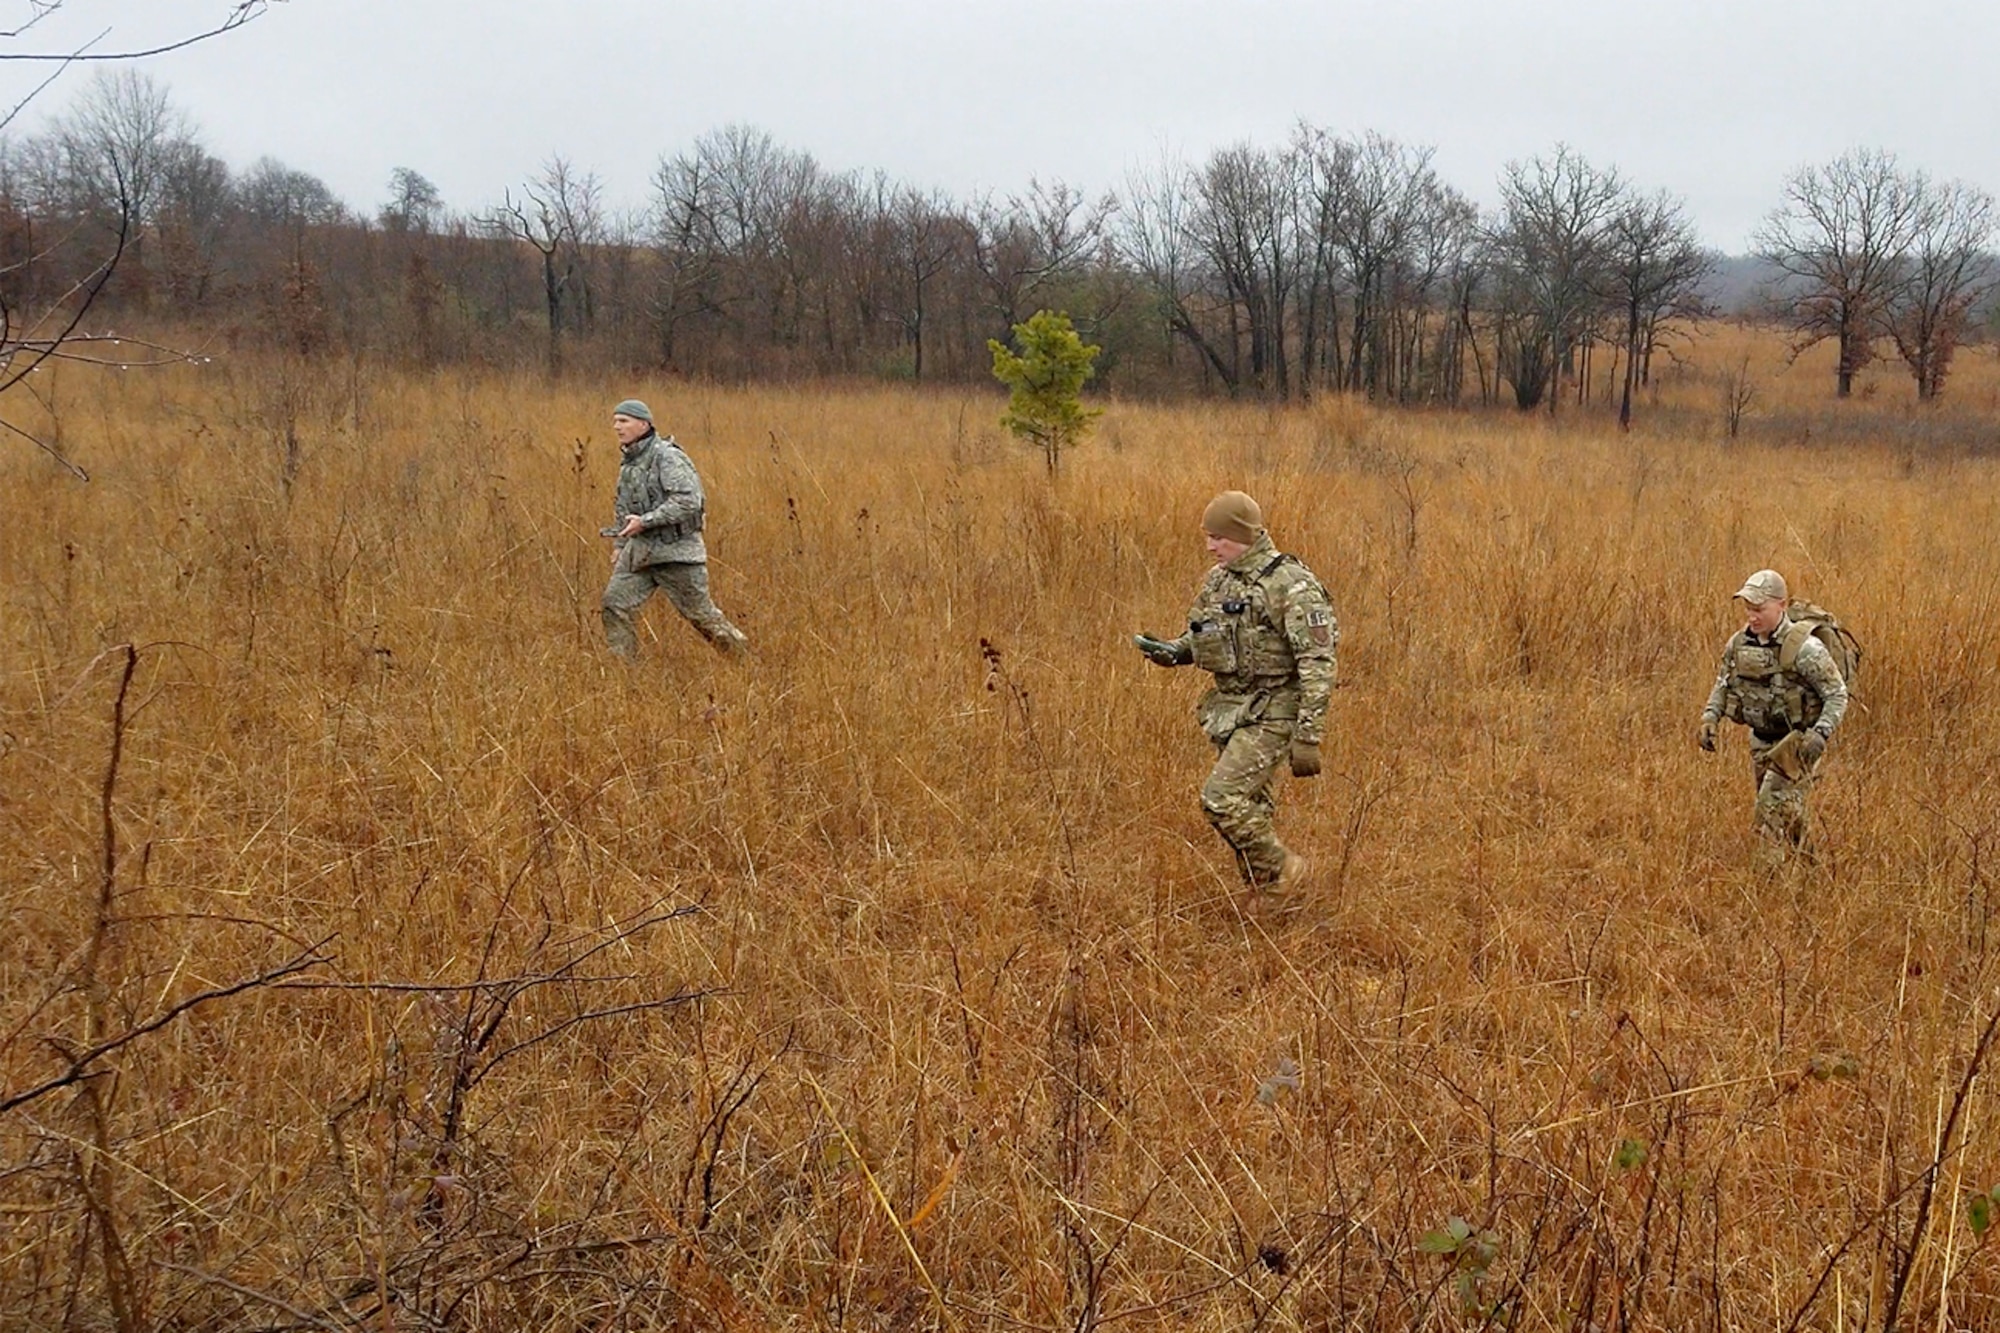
[
  {"xmin": 1699, "ymin": 253, "xmax": 1783, "ymax": 316},
  {"xmin": 1697, "ymin": 253, "xmax": 2000, "ymax": 330}
]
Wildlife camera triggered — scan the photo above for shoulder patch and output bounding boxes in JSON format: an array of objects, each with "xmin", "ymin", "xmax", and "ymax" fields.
[{"xmin": 1305, "ymin": 606, "xmax": 1333, "ymax": 647}]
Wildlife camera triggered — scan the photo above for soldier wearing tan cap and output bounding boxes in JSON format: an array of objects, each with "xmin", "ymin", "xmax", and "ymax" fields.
[
  {"xmin": 1134, "ymin": 491, "xmax": 1338, "ymax": 894},
  {"xmin": 1697, "ymin": 568, "xmax": 1849, "ymax": 854}
]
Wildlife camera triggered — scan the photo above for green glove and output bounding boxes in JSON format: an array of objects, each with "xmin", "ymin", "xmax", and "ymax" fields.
[
  {"xmin": 1800, "ymin": 730, "xmax": 1827, "ymax": 765},
  {"xmin": 1289, "ymin": 738, "xmax": 1321, "ymax": 778},
  {"xmin": 1133, "ymin": 633, "xmax": 1185, "ymax": 667},
  {"xmin": 1697, "ymin": 719, "xmax": 1717, "ymax": 753}
]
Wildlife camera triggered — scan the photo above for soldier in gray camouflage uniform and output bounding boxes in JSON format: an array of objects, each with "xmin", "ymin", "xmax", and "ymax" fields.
[
  {"xmin": 601, "ymin": 399, "xmax": 747, "ymax": 658},
  {"xmin": 1697, "ymin": 569, "xmax": 1848, "ymax": 853},
  {"xmin": 1135, "ymin": 492, "xmax": 1338, "ymax": 891}
]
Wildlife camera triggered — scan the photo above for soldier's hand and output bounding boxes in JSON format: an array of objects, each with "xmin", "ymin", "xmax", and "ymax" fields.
[
  {"xmin": 1800, "ymin": 730, "xmax": 1827, "ymax": 765},
  {"xmin": 1133, "ymin": 633, "xmax": 1182, "ymax": 668},
  {"xmin": 617, "ymin": 515, "xmax": 644, "ymax": 538},
  {"xmin": 1697, "ymin": 720, "xmax": 1717, "ymax": 753},
  {"xmin": 1289, "ymin": 738, "xmax": 1322, "ymax": 778}
]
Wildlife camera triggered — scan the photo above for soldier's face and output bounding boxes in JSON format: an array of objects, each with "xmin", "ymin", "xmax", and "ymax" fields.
[
  {"xmin": 1740, "ymin": 597, "xmax": 1785, "ymax": 635},
  {"xmin": 1206, "ymin": 532, "xmax": 1248, "ymax": 564},
  {"xmin": 612, "ymin": 413, "xmax": 650, "ymax": 446}
]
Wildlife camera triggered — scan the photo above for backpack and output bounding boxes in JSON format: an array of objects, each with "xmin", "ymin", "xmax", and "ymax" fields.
[{"xmin": 1780, "ymin": 600, "xmax": 1861, "ymax": 690}]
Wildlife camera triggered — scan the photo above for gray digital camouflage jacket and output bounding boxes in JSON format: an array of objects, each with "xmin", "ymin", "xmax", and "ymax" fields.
[{"xmin": 613, "ymin": 431, "xmax": 707, "ymax": 567}]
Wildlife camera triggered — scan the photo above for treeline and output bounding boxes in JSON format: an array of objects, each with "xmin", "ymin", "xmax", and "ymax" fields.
[{"xmin": 3, "ymin": 72, "xmax": 1994, "ymax": 411}]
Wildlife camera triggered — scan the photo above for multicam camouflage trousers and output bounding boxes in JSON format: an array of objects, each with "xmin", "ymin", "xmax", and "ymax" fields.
[
  {"xmin": 1748, "ymin": 736, "xmax": 1815, "ymax": 853},
  {"xmin": 601, "ymin": 557, "xmax": 747, "ymax": 658},
  {"xmin": 1201, "ymin": 719, "xmax": 1296, "ymax": 884}
]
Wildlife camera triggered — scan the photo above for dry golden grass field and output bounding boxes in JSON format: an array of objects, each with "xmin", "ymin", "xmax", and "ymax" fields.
[{"xmin": 6, "ymin": 327, "xmax": 2000, "ymax": 1331}]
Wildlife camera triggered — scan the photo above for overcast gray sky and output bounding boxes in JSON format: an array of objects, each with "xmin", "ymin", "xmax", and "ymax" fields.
[{"xmin": 14, "ymin": 0, "xmax": 1999, "ymax": 250}]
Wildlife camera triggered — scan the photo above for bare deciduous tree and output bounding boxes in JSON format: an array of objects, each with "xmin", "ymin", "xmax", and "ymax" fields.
[
  {"xmin": 1406, "ymin": 177, "xmax": 1483, "ymax": 403},
  {"xmin": 153, "ymin": 137, "xmax": 231, "ymax": 307},
  {"xmin": 53, "ymin": 67, "xmax": 188, "ymax": 282},
  {"xmin": 972, "ymin": 179, "xmax": 1113, "ymax": 333},
  {"xmin": 0, "ymin": 2, "xmax": 289, "ymax": 472},
  {"xmin": 237, "ymin": 155, "xmax": 343, "ymax": 229},
  {"xmin": 1755, "ymin": 148, "xmax": 1926, "ymax": 397},
  {"xmin": 1721, "ymin": 353, "xmax": 1757, "ymax": 439},
  {"xmin": 379, "ymin": 165, "xmax": 443, "ymax": 235},
  {"xmin": 1119, "ymin": 128, "xmax": 1495, "ymax": 405},
  {"xmin": 2, "ymin": 69, "xmax": 205, "ymax": 473},
  {"xmin": 1601, "ymin": 189, "xmax": 1710, "ymax": 430},
  {"xmin": 1881, "ymin": 178, "xmax": 1995, "ymax": 400},
  {"xmin": 1118, "ymin": 154, "xmax": 1239, "ymax": 394},
  {"xmin": 648, "ymin": 144, "xmax": 722, "ymax": 367},
  {"xmin": 491, "ymin": 158, "xmax": 602, "ymax": 372},
  {"xmin": 1190, "ymin": 143, "xmax": 1301, "ymax": 395},
  {"xmin": 658, "ymin": 125, "xmax": 837, "ymax": 365},
  {"xmin": 1488, "ymin": 145, "xmax": 1623, "ymax": 412},
  {"xmin": 1290, "ymin": 126, "xmax": 1350, "ymax": 394},
  {"xmin": 1329, "ymin": 132, "xmax": 1434, "ymax": 397},
  {"xmin": 890, "ymin": 186, "xmax": 959, "ymax": 380}
]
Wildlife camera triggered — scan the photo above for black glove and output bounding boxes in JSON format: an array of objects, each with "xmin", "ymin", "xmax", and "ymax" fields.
[
  {"xmin": 1697, "ymin": 719, "xmax": 1717, "ymax": 753},
  {"xmin": 1800, "ymin": 730, "xmax": 1827, "ymax": 765},
  {"xmin": 1133, "ymin": 633, "xmax": 1184, "ymax": 667},
  {"xmin": 1289, "ymin": 738, "xmax": 1322, "ymax": 778}
]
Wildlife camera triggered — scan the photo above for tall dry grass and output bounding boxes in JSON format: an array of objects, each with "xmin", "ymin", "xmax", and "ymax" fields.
[{"xmin": 6, "ymin": 333, "xmax": 2000, "ymax": 1330}]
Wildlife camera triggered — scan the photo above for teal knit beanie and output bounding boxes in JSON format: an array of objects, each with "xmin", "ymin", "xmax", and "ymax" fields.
[{"xmin": 612, "ymin": 399, "xmax": 653, "ymax": 423}]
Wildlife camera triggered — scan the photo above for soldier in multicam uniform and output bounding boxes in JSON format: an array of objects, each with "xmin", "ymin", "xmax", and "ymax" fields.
[
  {"xmin": 601, "ymin": 399, "xmax": 749, "ymax": 658},
  {"xmin": 1697, "ymin": 569, "xmax": 1848, "ymax": 854},
  {"xmin": 1135, "ymin": 492, "xmax": 1338, "ymax": 891}
]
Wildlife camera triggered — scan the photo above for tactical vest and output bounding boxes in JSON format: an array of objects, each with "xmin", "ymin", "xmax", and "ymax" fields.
[
  {"xmin": 1189, "ymin": 554, "xmax": 1304, "ymax": 684},
  {"xmin": 1721, "ymin": 622, "xmax": 1825, "ymax": 737}
]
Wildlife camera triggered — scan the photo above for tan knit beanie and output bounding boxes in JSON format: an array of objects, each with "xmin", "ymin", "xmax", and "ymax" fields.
[{"xmin": 1202, "ymin": 491, "xmax": 1264, "ymax": 544}]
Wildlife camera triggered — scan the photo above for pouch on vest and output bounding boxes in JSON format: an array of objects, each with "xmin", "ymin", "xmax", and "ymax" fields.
[
  {"xmin": 1239, "ymin": 620, "xmax": 1294, "ymax": 676},
  {"xmin": 1724, "ymin": 641, "xmax": 1779, "ymax": 727},
  {"xmin": 1733, "ymin": 645, "xmax": 1779, "ymax": 680},
  {"xmin": 1190, "ymin": 618, "xmax": 1239, "ymax": 674},
  {"xmin": 1731, "ymin": 679, "xmax": 1790, "ymax": 734}
]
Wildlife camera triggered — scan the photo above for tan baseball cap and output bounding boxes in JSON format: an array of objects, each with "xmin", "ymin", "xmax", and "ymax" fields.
[{"xmin": 1733, "ymin": 569, "xmax": 1788, "ymax": 605}]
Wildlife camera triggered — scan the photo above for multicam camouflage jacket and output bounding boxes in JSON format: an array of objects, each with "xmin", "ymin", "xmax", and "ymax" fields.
[
  {"xmin": 1702, "ymin": 616, "xmax": 1849, "ymax": 741},
  {"xmin": 614, "ymin": 431, "xmax": 708, "ymax": 567},
  {"xmin": 1163, "ymin": 533, "xmax": 1339, "ymax": 744}
]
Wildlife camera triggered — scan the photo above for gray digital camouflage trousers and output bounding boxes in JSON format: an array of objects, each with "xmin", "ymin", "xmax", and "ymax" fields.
[
  {"xmin": 1201, "ymin": 719, "xmax": 1295, "ymax": 884},
  {"xmin": 601, "ymin": 557, "xmax": 746, "ymax": 657}
]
